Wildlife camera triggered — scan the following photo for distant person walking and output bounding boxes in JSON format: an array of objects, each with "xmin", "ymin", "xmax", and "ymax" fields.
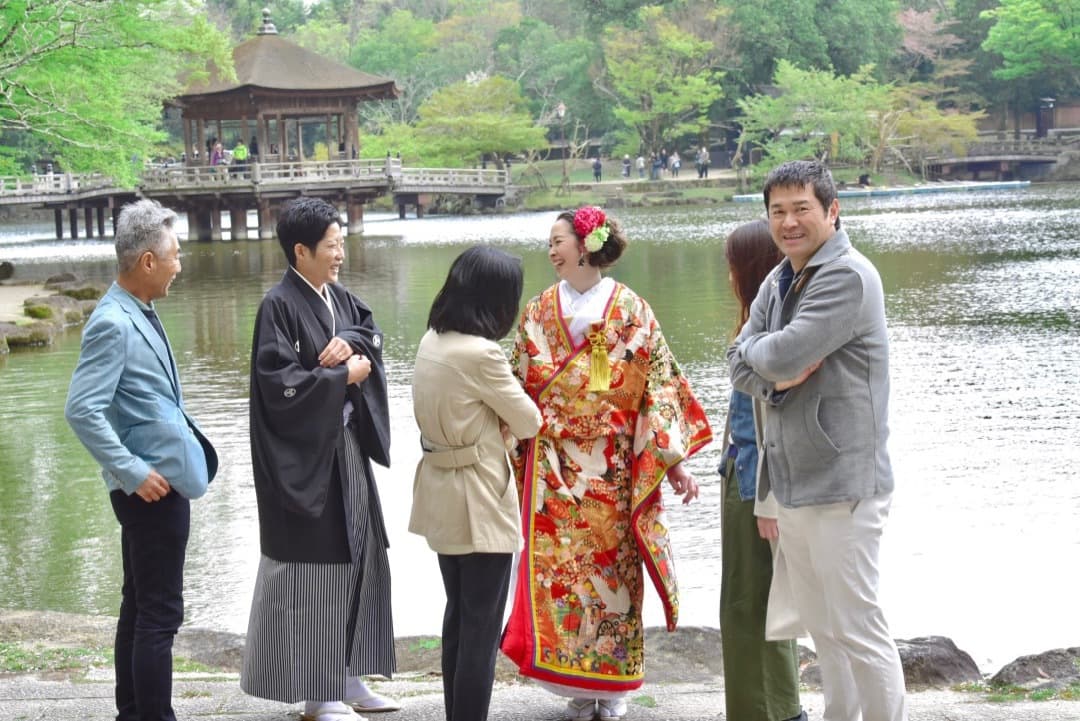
[
  {"xmin": 622, "ymin": 154, "xmax": 631, "ymax": 178},
  {"xmin": 697, "ymin": 147, "xmax": 710, "ymax": 179},
  {"xmin": 636, "ymin": 154, "xmax": 645, "ymax": 179},
  {"xmin": 592, "ymin": 156, "xmax": 602, "ymax": 183}
]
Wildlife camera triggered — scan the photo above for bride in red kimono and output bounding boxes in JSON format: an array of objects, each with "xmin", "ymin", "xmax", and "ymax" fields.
[{"xmin": 501, "ymin": 207, "xmax": 712, "ymax": 721}]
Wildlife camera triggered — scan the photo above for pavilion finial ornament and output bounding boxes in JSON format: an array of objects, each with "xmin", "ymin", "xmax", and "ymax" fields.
[{"xmin": 258, "ymin": 8, "xmax": 278, "ymax": 35}]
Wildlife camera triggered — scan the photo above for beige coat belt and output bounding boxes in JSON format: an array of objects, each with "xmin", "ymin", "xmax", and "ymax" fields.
[{"xmin": 421, "ymin": 442, "xmax": 481, "ymax": 469}]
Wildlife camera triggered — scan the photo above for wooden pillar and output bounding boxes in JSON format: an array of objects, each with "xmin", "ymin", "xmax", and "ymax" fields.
[
  {"xmin": 398, "ymin": 202, "xmax": 406, "ymax": 220},
  {"xmin": 97, "ymin": 207, "xmax": 106, "ymax": 237},
  {"xmin": 197, "ymin": 121, "xmax": 207, "ymax": 165},
  {"xmin": 258, "ymin": 198, "xmax": 275, "ymax": 240},
  {"xmin": 296, "ymin": 120, "xmax": 304, "ymax": 162},
  {"xmin": 229, "ymin": 207, "xmax": 249, "ymax": 240},
  {"xmin": 84, "ymin": 207, "xmax": 94, "ymax": 238},
  {"xmin": 54, "ymin": 208, "xmax": 63, "ymax": 239},
  {"xmin": 346, "ymin": 198, "xmax": 364, "ymax": 234},
  {"xmin": 344, "ymin": 109, "xmax": 358, "ymax": 159},
  {"xmin": 68, "ymin": 208, "xmax": 78, "ymax": 239},
  {"xmin": 182, "ymin": 116, "xmax": 192, "ymax": 165},
  {"xmin": 112, "ymin": 206, "xmax": 122, "ymax": 233},
  {"xmin": 277, "ymin": 114, "xmax": 286, "ymax": 162}
]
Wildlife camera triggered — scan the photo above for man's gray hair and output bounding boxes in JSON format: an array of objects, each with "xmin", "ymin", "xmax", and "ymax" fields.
[{"xmin": 115, "ymin": 199, "xmax": 178, "ymax": 273}]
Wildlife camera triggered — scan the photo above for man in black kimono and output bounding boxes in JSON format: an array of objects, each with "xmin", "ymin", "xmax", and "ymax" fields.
[{"xmin": 241, "ymin": 197, "xmax": 399, "ymax": 721}]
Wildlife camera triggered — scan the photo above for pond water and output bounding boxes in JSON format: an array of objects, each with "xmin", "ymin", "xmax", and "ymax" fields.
[{"xmin": 1, "ymin": 185, "xmax": 1078, "ymax": 673}]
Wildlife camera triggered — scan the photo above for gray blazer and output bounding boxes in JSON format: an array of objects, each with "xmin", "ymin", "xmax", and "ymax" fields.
[{"xmin": 727, "ymin": 229, "xmax": 893, "ymax": 508}]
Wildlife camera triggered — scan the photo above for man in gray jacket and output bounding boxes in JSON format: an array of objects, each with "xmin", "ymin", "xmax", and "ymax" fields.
[{"xmin": 727, "ymin": 160, "xmax": 906, "ymax": 721}]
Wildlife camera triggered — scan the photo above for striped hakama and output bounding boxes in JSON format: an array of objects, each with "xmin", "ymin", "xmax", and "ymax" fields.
[{"xmin": 241, "ymin": 423, "xmax": 396, "ymax": 703}]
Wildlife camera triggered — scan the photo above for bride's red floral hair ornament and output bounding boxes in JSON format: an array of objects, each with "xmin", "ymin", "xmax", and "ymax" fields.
[{"xmin": 572, "ymin": 206, "xmax": 610, "ymax": 252}]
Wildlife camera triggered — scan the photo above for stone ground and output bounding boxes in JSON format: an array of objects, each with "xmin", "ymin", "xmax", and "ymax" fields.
[
  {"xmin": 0, "ymin": 283, "xmax": 43, "ymax": 323},
  {"xmin": 1, "ymin": 610, "xmax": 1078, "ymax": 721}
]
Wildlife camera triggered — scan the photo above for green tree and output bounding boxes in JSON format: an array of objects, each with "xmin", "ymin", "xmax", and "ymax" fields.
[
  {"xmin": 981, "ymin": 0, "xmax": 1080, "ymax": 89},
  {"xmin": 736, "ymin": 61, "xmax": 880, "ymax": 167},
  {"xmin": 493, "ymin": 18, "xmax": 608, "ymax": 133},
  {"xmin": 0, "ymin": 0, "xmax": 233, "ymax": 184},
  {"xmin": 601, "ymin": 4, "xmax": 726, "ymax": 154},
  {"xmin": 724, "ymin": 0, "xmax": 901, "ymax": 88},
  {"xmin": 414, "ymin": 76, "xmax": 548, "ymax": 165},
  {"xmin": 349, "ymin": 10, "xmax": 440, "ymax": 124},
  {"xmin": 737, "ymin": 61, "xmax": 982, "ymax": 174}
]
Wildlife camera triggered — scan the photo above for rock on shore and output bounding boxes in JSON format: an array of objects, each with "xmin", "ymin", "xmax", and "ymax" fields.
[
  {"xmin": 1, "ymin": 608, "xmax": 1076, "ymax": 692},
  {"xmin": 0, "ymin": 273, "xmax": 102, "ymax": 353}
]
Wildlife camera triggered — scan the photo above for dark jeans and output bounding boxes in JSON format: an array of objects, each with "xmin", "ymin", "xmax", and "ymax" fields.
[
  {"xmin": 438, "ymin": 552, "xmax": 512, "ymax": 721},
  {"xmin": 110, "ymin": 490, "xmax": 190, "ymax": 721}
]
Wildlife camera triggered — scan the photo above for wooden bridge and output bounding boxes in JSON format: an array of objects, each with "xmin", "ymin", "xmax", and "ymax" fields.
[
  {"xmin": 925, "ymin": 136, "xmax": 1078, "ymax": 181},
  {"xmin": 0, "ymin": 159, "xmax": 509, "ymax": 240}
]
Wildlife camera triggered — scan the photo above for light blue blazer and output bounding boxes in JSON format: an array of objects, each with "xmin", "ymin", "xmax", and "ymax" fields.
[{"xmin": 65, "ymin": 282, "xmax": 218, "ymax": 498}]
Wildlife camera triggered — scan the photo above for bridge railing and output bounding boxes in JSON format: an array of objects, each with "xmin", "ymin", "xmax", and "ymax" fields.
[
  {"xmin": 396, "ymin": 167, "xmax": 507, "ymax": 188},
  {"xmin": 965, "ymin": 137, "xmax": 1078, "ymax": 157},
  {"xmin": 141, "ymin": 158, "xmax": 400, "ymax": 190},
  {"xmin": 0, "ymin": 172, "xmax": 112, "ymax": 196}
]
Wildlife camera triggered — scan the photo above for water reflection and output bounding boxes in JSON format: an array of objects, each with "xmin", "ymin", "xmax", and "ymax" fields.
[{"xmin": 1, "ymin": 187, "xmax": 1078, "ymax": 672}]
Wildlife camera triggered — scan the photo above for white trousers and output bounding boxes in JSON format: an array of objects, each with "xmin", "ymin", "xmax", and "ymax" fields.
[{"xmin": 771, "ymin": 493, "xmax": 907, "ymax": 721}]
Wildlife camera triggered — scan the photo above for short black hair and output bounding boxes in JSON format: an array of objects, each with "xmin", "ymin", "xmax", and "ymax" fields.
[
  {"xmin": 428, "ymin": 246, "xmax": 524, "ymax": 341},
  {"xmin": 762, "ymin": 160, "xmax": 841, "ymax": 230},
  {"xmin": 276, "ymin": 197, "xmax": 343, "ymax": 266}
]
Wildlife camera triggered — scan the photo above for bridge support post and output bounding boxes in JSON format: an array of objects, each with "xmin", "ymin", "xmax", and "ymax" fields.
[
  {"xmin": 188, "ymin": 209, "xmax": 213, "ymax": 242},
  {"xmin": 229, "ymin": 207, "xmax": 249, "ymax": 241},
  {"xmin": 210, "ymin": 205, "xmax": 222, "ymax": 242},
  {"xmin": 258, "ymin": 199, "xmax": 275, "ymax": 240},
  {"xmin": 68, "ymin": 208, "xmax": 78, "ymax": 240},
  {"xmin": 84, "ymin": 207, "xmax": 94, "ymax": 238},
  {"xmin": 96, "ymin": 207, "xmax": 106, "ymax": 238},
  {"xmin": 398, "ymin": 202, "xmax": 406, "ymax": 220},
  {"xmin": 347, "ymin": 199, "xmax": 364, "ymax": 234},
  {"xmin": 54, "ymin": 209, "xmax": 63, "ymax": 240}
]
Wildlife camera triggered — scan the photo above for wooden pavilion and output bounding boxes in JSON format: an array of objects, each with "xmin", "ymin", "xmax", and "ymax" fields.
[{"xmin": 173, "ymin": 9, "xmax": 398, "ymax": 164}]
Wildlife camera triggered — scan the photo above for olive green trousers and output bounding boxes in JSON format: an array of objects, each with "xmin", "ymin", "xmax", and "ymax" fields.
[{"xmin": 719, "ymin": 458, "xmax": 802, "ymax": 721}]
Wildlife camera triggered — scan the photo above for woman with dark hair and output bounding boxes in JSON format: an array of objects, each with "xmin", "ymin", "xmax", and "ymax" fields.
[
  {"xmin": 410, "ymin": 246, "xmax": 543, "ymax": 721},
  {"xmin": 500, "ymin": 208, "xmax": 712, "ymax": 721},
  {"xmin": 719, "ymin": 219, "xmax": 805, "ymax": 721}
]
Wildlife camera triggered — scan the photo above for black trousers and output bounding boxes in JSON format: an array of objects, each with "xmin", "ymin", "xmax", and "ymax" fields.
[
  {"xmin": 110, "ymin": 490, "xmax": 190, "ymax": 721},
  {"xmin": 437, "ymin": 552, "xmax": 513, "ymax": 721}
]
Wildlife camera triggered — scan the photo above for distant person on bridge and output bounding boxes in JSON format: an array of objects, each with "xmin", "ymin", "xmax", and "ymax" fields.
[
  {"xmin": 231, "ymin": 139, "xmax": 249, "ymax": 175},
  {"xmin": 210, "ymin": 142, "xmax": 225, "ymax": 168}
]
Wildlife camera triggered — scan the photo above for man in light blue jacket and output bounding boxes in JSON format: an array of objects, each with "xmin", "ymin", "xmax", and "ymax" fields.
[
  {"xmin": 66, "ymin": 199, "xmax": 217, "ymax": 721},
  {"xmin": 727, "ymin": 161, "xmax": 906, "ymax": 721}
]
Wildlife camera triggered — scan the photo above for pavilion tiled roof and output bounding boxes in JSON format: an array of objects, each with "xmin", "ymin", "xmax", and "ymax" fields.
[{"xmin": 181, "ymin": 18, "xmax": 397, "ymax": 99}]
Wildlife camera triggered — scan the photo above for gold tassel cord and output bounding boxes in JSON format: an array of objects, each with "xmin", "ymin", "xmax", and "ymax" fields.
[{"xmin": 587, "ymin": 329, "xmax": 611, "ymax": 392}]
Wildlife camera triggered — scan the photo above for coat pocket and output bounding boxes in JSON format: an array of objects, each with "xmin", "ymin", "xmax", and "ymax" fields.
[{"xmin": 121, "ymin": 421, "xmax": 209, "ymax": 499}]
